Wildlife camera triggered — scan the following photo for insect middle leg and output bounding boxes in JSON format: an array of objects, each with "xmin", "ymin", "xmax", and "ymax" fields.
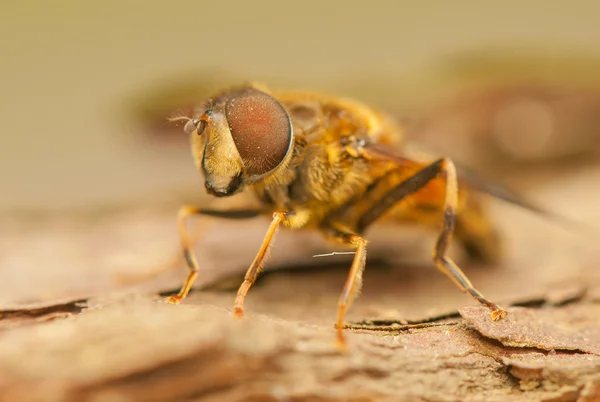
[
  {"xmin": 166, "ymin": 205, "xmax": 262, "ymax": 305},
  {"xmin": 323, "ymin": 229, "xmax": 368, "ymax": 349}
]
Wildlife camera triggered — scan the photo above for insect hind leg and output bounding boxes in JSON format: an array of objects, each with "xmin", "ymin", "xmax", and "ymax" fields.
[
  {"xmin": 356, "ymin": 157, "xmax": 507, "ymax": 320},
  {"xmin": 432, "ymin": 159, "xmax": 507, "ymax": 320}
]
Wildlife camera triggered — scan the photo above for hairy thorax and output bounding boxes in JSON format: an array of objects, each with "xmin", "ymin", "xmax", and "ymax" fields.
[{"xmin": 249, "ymin": 92, "xmax": 402, "ymax": 230}]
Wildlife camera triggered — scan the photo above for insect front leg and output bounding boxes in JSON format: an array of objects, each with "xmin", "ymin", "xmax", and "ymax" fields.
[
  {"xmin": 166, "ymin": 206, "xmax": 262, "ymax": 305},
  {"xmin": 233, "ymin": 211, "xmax": 290, "ymax": 318}
]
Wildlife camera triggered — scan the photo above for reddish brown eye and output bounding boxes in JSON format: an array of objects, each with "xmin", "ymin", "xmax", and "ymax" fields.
[{"xmin": 225, "ymin": 89, "xmax": 292, "ymax": 177}]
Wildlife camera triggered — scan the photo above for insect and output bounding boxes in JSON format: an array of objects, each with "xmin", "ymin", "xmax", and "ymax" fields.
[{"xmin": 166, "ymin": 82, "xmax": 511, "ymax": 348}]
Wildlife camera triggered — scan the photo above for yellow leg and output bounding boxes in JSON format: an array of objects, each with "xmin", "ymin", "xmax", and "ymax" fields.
[
  {"xmin": 333, "ymin": 233, "xmax": 368, "ymax": 350},
  {"xmin": 432, "ymin": 159, "xmax": 506, "ymax": 320},
  {"xmin": 166, "ymin": 206, "xmax": 262, "ymax": 305},
  {"xmin": 233, "ymin": 212, "xmax": 285, "ymax": 317},
  {"xmin": 166, "ymin": 206, "xmax": 203, "ymax": 304}
]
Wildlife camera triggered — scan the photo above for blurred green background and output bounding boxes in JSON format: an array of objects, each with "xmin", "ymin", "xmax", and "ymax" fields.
[{"xmin": 2, "ymin": 1, "xmax": 600, "ymax": 213}]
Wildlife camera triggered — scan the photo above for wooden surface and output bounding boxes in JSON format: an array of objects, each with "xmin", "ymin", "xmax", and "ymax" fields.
[{"xmin": 1, "ymin": 167, "xmax": 600, "ymax": 402}]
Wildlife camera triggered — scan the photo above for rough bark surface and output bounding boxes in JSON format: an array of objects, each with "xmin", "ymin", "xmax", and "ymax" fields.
[{"xmin": 1, "ymin": 168, "xmax": 599, "ymax": 402}]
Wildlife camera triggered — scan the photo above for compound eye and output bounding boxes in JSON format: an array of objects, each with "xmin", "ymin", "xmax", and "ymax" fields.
[{"xmin": 225, "ymin": 89, "xmax": 292, "ymax": 178}]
